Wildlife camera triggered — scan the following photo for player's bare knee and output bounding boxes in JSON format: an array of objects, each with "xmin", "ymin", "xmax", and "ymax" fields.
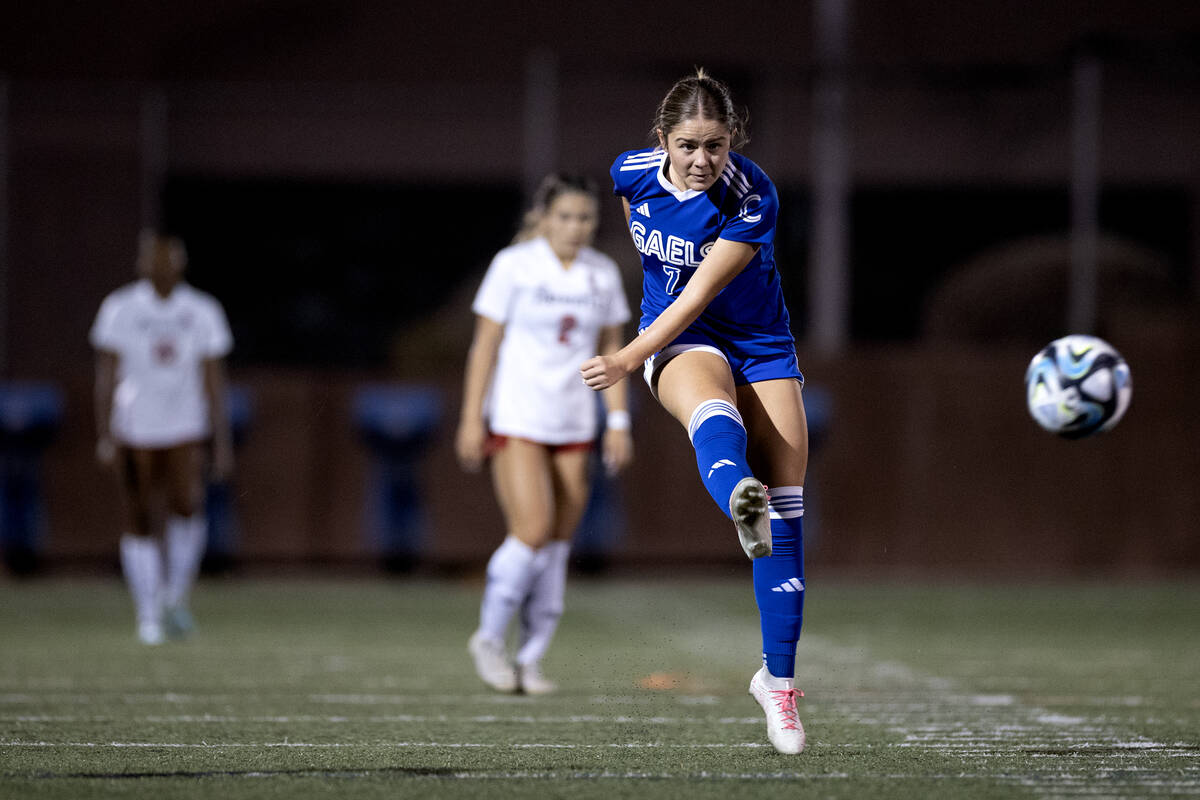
[
  {"xmin": 168, "ymin": 488, "xmax": 203, "ymax": 518},
  {"xmin": 511, "ymin": 527, "xmax": 553, "ymax": 550},
  {"xmin": 126, "ymin": 505, "xmax": 154, "ymax": 538}
]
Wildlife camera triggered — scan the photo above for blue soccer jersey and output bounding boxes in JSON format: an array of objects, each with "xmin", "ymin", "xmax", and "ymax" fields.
[{"xmin": 611, "ymin": 148, "xmax": 796, "ymax": 373}]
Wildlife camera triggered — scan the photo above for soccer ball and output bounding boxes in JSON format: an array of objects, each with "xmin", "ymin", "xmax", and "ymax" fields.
[{"xmin": 1024, "ymin": 335, "xmax": 1132, "ymax": 439}]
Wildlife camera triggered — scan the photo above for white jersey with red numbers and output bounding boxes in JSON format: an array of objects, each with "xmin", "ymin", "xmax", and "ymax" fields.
[
  {"xmin": 473, "ymin": 236, "xmax": 630, "ymax": 444},
  {"xmin": 90, "ymin": 279, "xmax": 233, "ymax": 448}
]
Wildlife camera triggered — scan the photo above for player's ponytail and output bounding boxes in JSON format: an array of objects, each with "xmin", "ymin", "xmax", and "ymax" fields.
[{"xmin": 651, "ymin": 68, "xmax": 749, "ymax": 149}]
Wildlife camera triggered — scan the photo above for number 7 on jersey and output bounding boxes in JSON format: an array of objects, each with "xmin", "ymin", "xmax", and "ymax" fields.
[{"xmin": 662, "ymin": 265, "xmax": 682, "ymax": 295}]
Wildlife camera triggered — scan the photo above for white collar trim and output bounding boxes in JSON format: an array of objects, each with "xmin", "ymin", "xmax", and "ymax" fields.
[{"xmin": 656, "ymin": 157, "xmax": 705, "ymax": 201}]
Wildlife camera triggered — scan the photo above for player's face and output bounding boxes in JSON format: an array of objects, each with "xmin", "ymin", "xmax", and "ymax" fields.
[
  {"xmin": 543, "ymin": 191, "xmax": 598, "ymax": 264},
  {"xmin": 658, "ymin": 116, "xmax": 731, "ymax": 192},
  {"xmin": 137, "ymin": 237, "xmax": 185, "ymax": 295}
]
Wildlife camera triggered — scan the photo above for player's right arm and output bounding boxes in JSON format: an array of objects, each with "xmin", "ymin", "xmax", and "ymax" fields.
[
  {"xmin": 94, "ymin": 349, "xmax": 119, "ymax": 468},
  {"xmin": 581, "ymin": 238, "xmax": 759, "ymax": 390},
  {"xmin": 456, "ymin": 314, "xmax": 504, "ymax": 473}
]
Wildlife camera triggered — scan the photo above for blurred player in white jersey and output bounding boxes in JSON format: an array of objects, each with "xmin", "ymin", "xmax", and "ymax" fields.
[
  {"xmin": 582, "ymin": 71, "xmax": 810, "ymax": 753},
  {"xmin": 457, "ymin": 173, "xmax": 633, "ymax": 693},
  {"xmin": 91, "ymin": 231, "xmax": 233, "ymax": 645}
]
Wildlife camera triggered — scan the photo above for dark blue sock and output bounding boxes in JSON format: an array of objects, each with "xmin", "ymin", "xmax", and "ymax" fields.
[
  {"xmin": 687, "ymin": 399, "xmax": 753, "ymax": 521},
  {"xmin": 753, "ymin": 486, "xmax": 805, "ymax": 678}
]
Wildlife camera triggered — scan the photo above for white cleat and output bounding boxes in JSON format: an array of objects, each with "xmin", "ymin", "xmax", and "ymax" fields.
[
  {"xmin": 137, "ymin": 620, "xmax": 166, "ymax": 646},
  {"xmin": 749, "ymin": 666, "xmax": 806, "ymax": 754},
  {"xmin": 165, "ymin": 606, "xmax": 195, "ymax": 640},
  {"xmin": 468, "ymin": 631, "xmax": 518, "ymax": 692},
  {"xmin": 518, "ymin": 662, "xmax": 558, "ymax": 695},
  {"xmin": 729, "ymin": 477, "xmax": 772, "ymax": 559}
]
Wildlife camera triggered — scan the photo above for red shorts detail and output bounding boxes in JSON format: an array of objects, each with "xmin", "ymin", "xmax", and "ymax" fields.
[{"xmin": 486, "ymin": 434, "xmax": 593, "ymax": 457}]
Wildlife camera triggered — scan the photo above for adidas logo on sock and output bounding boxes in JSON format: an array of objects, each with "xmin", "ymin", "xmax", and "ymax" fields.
[
  {"xmin": 635, "ymin": 202, "xmax": 651, "ymax": 217},
  {"xmin": 771, "ymin": 578, "xmax": 805, "ymax": 593},
  {"xmin": 707, "ymin": 458, "xmax": 736, "ymax": 479}
]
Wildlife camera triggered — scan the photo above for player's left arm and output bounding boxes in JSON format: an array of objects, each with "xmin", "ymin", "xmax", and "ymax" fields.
[
  {"xmin": 581, "ymin": 238, "xmax": 758, "ymax": 390},
  {"xmin": 597, "ymin": 322, "xmax": 633, "ymax": 475},
  {"xmin": 203, "ymin": 357, "xmax": 234, "ymax": 482},
  {"xmin": 93, "ymin": 349, "xmax": 119, "ymax": 468}
]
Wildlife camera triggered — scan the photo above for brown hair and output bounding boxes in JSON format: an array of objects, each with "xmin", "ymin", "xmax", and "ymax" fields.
[
  {"xmin": 512, "ymin": 173, "xmax": 599, "ymax": 243},
  {"xmin": 651, "ymin": 68, "xmax": 748, "ymax": 149}
]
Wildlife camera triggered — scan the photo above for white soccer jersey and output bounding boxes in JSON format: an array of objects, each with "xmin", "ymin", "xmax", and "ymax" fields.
[
  {"xmin": 90, "ymin": 279, "xmax": 233, "ymax": 448},
  {"xmin": 473, "ymin": 237, "xmax": 630, "ymax": 444}
]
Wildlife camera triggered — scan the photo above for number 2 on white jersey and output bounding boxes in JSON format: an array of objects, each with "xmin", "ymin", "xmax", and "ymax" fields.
[{"xmin": 558, "ymin": 314, "xmax": 577, "ymax": 344}]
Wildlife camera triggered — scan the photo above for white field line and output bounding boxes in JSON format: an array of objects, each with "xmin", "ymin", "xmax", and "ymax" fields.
[
  {"xmin": 0, "ymin": 693, "xmax": 690, "ymax": 706},
  {"xmin": 5, "ymin": 643, "xmax": 1199, "ymax": 794},
  {"xmin": 0, "ymin": 688, "xmax": 1162, "ymax": 710},
  {"xmin": 785, "ymin": 641, "xmax": 1200, "ymax": 797},
  {"xmin": 2, "ymin": 739, "xmax": 778, "ymax": 749},
  {"xmin": 3, "ymin": 738, "xmax": 1196, "ymax": 759},
  {"xmin": 3, "ymin": 714, "xmax": 1199, "ymax": 762},
  {"xmin": 0, "ymin": 714, "xmax": 766, "ymax": 725},
  {"xmin": 837, "ymin": 696, "xmax": 1192, "ymax": 759},
  {"xmin": 5, "ymin": 690, "xmax": 1196, "ymax": 753}
]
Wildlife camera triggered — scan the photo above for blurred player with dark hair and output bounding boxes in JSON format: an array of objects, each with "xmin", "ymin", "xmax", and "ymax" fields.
[
  {"xmin": 582, "ymin": 70, "xmax": 810, "ymax": 753},
  {"xmin": 91, "ymin": 231, "xmax": 233, "ymax": 645},
  {"xmin": 457, "ymin": 173, "xmax": 632, "ymax": 693}
]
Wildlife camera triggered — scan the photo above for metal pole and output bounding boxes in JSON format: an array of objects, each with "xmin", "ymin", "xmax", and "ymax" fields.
[
  {"xmin": 140, "ymin": 84, "xmax": 168, "ymax": 232},
  {"xmin": 0, "ymin": 76, "xmax": 9, "ymax": 376},
  {"xmin": 809, "ymin": 0, "xmax": 852, "ymax": 357},
  {"xmin": 522, "ymin": 48, "xmax": 558, "ymax": 203},
  {"xmin": 1068, "ymin": 53, "xmax": 1101, "ymax": 334}
]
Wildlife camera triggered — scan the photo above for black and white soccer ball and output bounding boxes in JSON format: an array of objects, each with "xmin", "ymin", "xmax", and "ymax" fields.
[{"xmin": 1024, "ymin": 335, "xmax": 1132, "ymax": 439}]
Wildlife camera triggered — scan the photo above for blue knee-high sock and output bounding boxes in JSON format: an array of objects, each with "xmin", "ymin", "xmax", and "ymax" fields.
[
  {"xmin": 688, "ymin": 400, "xmax": 754, "ymax": 520},
  {"xmin": 753, "ymin": 486, "xmax": 805, "ymax": 678}
]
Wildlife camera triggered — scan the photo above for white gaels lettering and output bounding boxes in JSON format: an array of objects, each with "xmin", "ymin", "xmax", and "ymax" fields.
[{"xmin": 629, "ymin": 221, "xmax": 711, "ymax": 267}]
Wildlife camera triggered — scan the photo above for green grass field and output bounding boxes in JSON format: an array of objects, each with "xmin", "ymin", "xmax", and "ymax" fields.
[{"xmin": 1, "ymin": 573, "xmax": 1198, "ymax": 799}]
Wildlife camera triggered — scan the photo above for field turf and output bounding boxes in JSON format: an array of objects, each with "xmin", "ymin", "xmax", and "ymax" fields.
[{"xmin": 1, "ymin": 573, "xmax": 1198, "ymax": 798}]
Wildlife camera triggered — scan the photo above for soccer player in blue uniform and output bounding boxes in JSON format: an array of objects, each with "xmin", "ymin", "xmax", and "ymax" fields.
[{"xmin": 581, "ymin": 70, "xmax": 809, "ymax": 754}]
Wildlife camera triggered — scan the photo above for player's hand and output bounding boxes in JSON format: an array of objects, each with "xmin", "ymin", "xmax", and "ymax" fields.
[
  {"xmin": 601, "ymin": 428, "xmax": 633, "ymax": 477},
  {"xmin": 580, "ymin": 355, "xmax": 629, "ymax": 391},
  {"xmin": 455, "ymin": 419, "xmax": 488, "ymax": 473},
  {"xmin": 95, "ymin": 436, "xmax": 117, "ymax": 469}
]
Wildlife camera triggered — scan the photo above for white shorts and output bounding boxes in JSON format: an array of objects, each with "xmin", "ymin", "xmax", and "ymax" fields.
[{"xmin": 642, "ymin": 343, "xmax": 729, "ymax": 399}]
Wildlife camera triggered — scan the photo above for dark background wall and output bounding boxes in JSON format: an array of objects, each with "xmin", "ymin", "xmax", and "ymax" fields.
[{"xmin": 2, "ymin": 1, "xmax": 1198, "ymax": 572}]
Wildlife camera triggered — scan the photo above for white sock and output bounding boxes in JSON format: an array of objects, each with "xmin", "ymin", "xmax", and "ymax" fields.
[
  {"xmin": 477, "ymin": 536, "xmax": 540, "ymax": 643},
  {"xmin": 760, "ymin": 665, "xmax": 796, "ymax": 691},
  {"xmin": 517, "ymin": 545, "xmax": 552, "ymax": 642},
  {"xmin": 120, "ymin": 534, "xmax": 163, "ymax": 626},
  {"xmin": 516, "ymin": 540, "xmax": 570, "ymax": 666},
  {"xmin": 516, "ymin": 546, "xmax": 553, "ymax": 651},
  {"xmin": 164, "ymin": 514, "xmax": 207, "ymax": 610}
]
